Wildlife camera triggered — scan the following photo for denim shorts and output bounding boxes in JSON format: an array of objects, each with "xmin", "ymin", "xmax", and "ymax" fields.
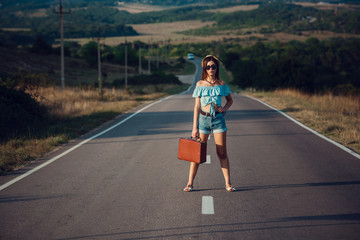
[{"xmin": 198, "ymin": 113, "xmax": 227, "ymax": 134}]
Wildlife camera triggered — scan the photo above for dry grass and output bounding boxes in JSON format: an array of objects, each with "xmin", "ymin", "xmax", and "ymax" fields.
[
  {"xmin": 112, "ymin": 3, "xmax": 166, "ymax": 13},
  {"xmin": 0, "ymin": 87, "xmax": 167, "ymax": 173},
  {"xmin": 206, "ymin": 4, "xmax": 259, "ymax": 13},
  {"xmin": 131, "ymin": 21, "xmax": 214, "ymax": 36},
  {"xmin": 294, "ymin": 2, "xmax": 360, "ymax": 11},
  {"xmin": 244, "ymin": 89, "xmax": 360, "ymax": 154},
  {"xmin": 1, "ymin": 28, "xmax": 31, "ymax": 32},
  {"xmin": 28, "ymin": 8, "xmax": 47, "ymax": 17},
  {"xmin": 35, "ymin": 86, "xmax": 165, "ymax": 117}
]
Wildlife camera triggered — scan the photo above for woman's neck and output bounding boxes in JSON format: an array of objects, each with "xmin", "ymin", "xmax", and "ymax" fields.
[
  {"xmin": 206, "ymin": 76, "xmax": 216, "ymax": 83},
  {"xmin": 208, "ymin": 75, "xmax": 216, "ymax": 80}
]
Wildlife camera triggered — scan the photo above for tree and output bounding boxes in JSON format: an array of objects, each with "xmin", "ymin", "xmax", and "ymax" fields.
[
  {"xmin": 79, "ymin": 41, "xmax": 98, "ymax": 67},
  {"xmin": 30, "ymin": 36, "xmax": 53, "ymax": 54}
]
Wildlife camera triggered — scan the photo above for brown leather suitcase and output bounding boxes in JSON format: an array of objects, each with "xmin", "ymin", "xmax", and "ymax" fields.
[{"xmin": 178, "ymin": 138, "xmax": 207, "ymax": 164}]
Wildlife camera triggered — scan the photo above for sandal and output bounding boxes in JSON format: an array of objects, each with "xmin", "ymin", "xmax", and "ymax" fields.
[
  {"xmin": 184, "ymin": 185, "xmax": 193, "ymax": 192},
  {"xmin": 226, "ymin": 186, "xmax": 236, "ymax": 192}
]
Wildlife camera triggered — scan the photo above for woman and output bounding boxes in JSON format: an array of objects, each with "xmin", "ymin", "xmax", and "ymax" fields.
[{"xmin": 184, "ymin": 55, "xmax": 235, "ymax": 192}]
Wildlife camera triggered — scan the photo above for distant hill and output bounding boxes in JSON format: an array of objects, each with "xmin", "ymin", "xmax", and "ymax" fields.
[
  {"xmin": 0, "ymin": 0, "xmax": 225, "ymax": 9},
  {"xmin": 1, "ymin": 0, "xmax": 358, "ymax": 48}
]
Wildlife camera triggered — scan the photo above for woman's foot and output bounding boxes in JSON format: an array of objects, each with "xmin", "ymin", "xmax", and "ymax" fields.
[
  {"xmin": 184, "ymin": 185, "xmax": 193, "ymax": 192},
  {"xmin": 226, "ymin": 185, "xmax": 236, "ymax": 192}
]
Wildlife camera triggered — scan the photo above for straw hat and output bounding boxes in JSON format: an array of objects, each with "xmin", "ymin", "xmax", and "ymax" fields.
[{"xmin": 201, "ymin": 55, "xmax": 220, "ymax": 67}]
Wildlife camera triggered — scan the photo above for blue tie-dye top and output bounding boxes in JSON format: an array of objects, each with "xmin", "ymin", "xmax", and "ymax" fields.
[{"xmin": 192, "ymin": 85, "xmax": 230, "ymax": 117}]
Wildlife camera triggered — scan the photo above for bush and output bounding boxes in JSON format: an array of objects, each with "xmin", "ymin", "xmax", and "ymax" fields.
[
  {"xmin": 0, "ymin": 86, "xmax": 47, "ymax": 141},
  {"xmin": 333, "ymin": 84, "xmax": 358, "ymax": 96}
]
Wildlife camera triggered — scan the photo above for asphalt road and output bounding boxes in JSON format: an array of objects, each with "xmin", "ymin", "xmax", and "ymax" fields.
[{"xmin": 1, "ymin": 59, "xmax": 360, "ymax": 240}]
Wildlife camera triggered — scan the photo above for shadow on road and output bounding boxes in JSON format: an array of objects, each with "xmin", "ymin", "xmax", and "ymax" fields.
[{"xmin": 57, "ymin": 212, "xmax": 360, "ymax": 240}]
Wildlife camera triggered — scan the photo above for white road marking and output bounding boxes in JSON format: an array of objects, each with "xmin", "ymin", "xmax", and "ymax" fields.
[
  {"xmin": 246, "ymin": 95, "xmax": 360, "ymax": 160},
  {"xmin": 205, "ymin": 155, "xmax": 211, "ymax": 164},
  {"xmin": 0, "ymin": 95, "xmax": 174, "ymax": 192},
  {"xmin": 202, "ymin": 196, "xmax": 214, "ymax": 214}
]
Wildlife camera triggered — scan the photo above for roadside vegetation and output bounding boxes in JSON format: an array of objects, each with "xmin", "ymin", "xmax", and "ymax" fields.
[
  {"xmin": 0, "ymin": 60, "xmax": 189, "ymax": 174},
  {"xmin": 244, "ymin": 89, "xmax": 360, "ymax": 154}
]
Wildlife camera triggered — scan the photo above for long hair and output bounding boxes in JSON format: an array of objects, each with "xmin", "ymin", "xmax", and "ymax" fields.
[{"xmin": 201, "ymin": 55, "xmax": 220, "ymax": 81}]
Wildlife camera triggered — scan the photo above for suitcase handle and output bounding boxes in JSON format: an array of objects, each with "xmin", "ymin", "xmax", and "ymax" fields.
[
  {"xmin": 182, "ymin": 137, "xmax": 205, "ymax": 143},
  {"xmin": 190, "ymin": 137, "xmax": 205, "ymax": 143}
]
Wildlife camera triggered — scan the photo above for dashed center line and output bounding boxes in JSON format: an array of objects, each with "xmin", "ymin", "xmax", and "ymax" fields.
[
  {"xmin": 205, "ymin": 155, "xmax": 211, "ymax": 164},
  {"xmin": 202, "ymin": 196, "xmax": 214, "ymax": 214},
  {"xmin": 202, "ymin": 155, "xmax": 213, "ymax": 214}
]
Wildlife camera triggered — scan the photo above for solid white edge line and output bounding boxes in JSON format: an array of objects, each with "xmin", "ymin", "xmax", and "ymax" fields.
[
  {"xmin": 0, "ymin": 95, "xmax": 174, "ymax": 192},
  {"xmin": 202, "ymin": 196, "xmax": 214, "ymax": 214},
  {"xmin": 246, "ymin": 95, "xmax": 360, "ymax": 160}
]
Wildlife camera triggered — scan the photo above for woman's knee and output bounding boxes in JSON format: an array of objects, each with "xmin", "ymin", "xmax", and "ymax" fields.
[{"xmin": 216, "ymin": 146, "xmax": 228, "ymax": 160}]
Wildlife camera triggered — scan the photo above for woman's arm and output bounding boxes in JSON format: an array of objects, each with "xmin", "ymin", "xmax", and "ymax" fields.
[
  {"xmin": 192, "ymin": 97, "xmax": 201, "ymax": 138},
  {"xmin": 223, "ymin": 93, "xmax": 233, "ymax": 112}
]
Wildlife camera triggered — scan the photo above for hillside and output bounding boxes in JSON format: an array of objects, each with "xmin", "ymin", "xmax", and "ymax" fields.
[
  {"xmin": 1, "ymin": 1, "xmax": 359, "ymax": 49},
  {"xmin": 0, "ymin": 47, "xmax": 132, "ymax": 86}
]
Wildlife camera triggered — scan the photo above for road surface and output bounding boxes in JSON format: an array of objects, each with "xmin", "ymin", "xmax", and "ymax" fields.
[{"xmin": 1, "ymin": 59, "xmax": 360, "ymax": 239}]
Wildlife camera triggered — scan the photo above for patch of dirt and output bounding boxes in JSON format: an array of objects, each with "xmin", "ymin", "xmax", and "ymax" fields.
[
  {"xmin": 294, "ymin": 2, "xmax": 360, "ymax": 11},
  {"xmin": 131, "ymin": 20, "xmax": 215, "ymax": 36},
  {"xmin": 112, "ymin": 3, "xmax": 166, "ymax": 13},
  {"xmin": 206, "ymin": 4, "xmax": 259, "ymax": 13}
]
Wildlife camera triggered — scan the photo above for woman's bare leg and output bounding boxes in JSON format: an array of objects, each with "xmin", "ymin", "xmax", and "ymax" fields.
[
  {"xmin": 213, "ymin": 131, "xmax": 232, "ymax": 188},
  {"xmin": 185, "ymin": 133, "xmax": 209, "ymax": 189}
]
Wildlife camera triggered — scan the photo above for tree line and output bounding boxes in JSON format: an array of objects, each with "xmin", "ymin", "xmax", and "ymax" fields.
[
  {"xmin": 220, "ymin": 38, "xmax": 360, "ymax": 95},
  {"xmin": 165, "ymin": 37, "xmax": 360, "ymax": 95}
]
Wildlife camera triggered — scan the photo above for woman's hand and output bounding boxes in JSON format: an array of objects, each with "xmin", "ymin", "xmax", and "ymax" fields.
[
  {"xmin": 218, "ymin": 106, "xmax": 227, "ymax": 115},
  {"xmin": 192, "ymin": 128, "xmax": 199, "ymax": 139},
  {"xmin": 217, "ymin": 106, "xmax": 225, "ymax": 113}
]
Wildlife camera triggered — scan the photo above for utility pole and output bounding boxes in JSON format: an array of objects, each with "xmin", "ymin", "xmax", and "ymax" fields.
[
  {"xmin": 53, "ymin": 0, "xmax": 71, "ymax": 90},
  {"xmin": 156, "ymin": 48, "xmax": 159, "ymax": 68},
  {"xmin": 139, "ymin": 47, "xmax": 142, "ymax": 74},
  {"xmin": 125, "ymin": 44, "xmax": 128, "ymax": 88},
  {"xmin": 148, "ymin": 45, "xmax": 151, "ymax": 74},
  {"xmin": 94, "ymin": 31, "xmax": 105, "ymax": 99}
]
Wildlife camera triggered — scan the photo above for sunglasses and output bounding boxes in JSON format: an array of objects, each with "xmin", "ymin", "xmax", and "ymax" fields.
[{"xmin": 206, "ymin": 65, "xmax": 217, "ymax": 70}]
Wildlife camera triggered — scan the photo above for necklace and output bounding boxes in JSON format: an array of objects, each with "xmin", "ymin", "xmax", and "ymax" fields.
[{"xmin": 205, "ymin": 78, "xmax": 217, "ymax": 86}]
